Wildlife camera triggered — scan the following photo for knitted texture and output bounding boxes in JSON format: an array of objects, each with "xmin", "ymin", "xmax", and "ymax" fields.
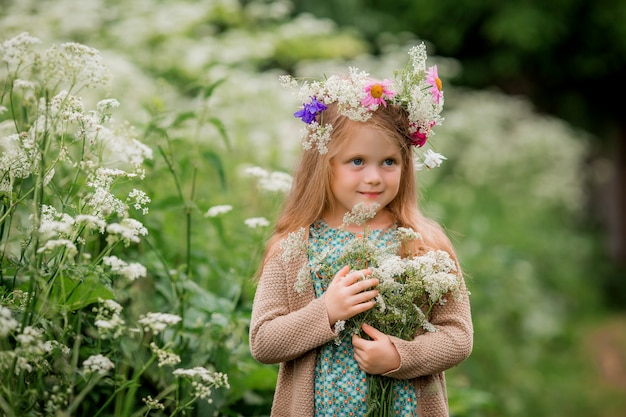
[{"xmin": 249, "ymin": 228, "xmax": 473, "ymax": 417}]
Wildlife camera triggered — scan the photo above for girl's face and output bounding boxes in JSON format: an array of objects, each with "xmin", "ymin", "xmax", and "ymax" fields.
[{"xmin": 326, "ymin": 124, "xmax": 402, "ymax": 228}]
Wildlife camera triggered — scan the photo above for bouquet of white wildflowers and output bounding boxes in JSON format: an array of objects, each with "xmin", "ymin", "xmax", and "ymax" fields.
[{"xmin": 287, "ymin": 203, "xmax": 462, "ymax": 417}]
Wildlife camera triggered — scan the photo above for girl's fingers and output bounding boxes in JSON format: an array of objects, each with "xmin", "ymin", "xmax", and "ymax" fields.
[
  {"xmin": 352, "ymin": 298, "xmax": 377, "ymax": 315},
  {"xmin": 331, "ymin": 265, "xmax": 351, "ymax": 283},
  {"xmin": 342, "ymin": 269, "xmax": 373, "ymax": 285},
  {"xmin": 355, "ymin": 278, "xmax": 378, "ymax": 291},
  {"xmin": 355, "ymin": 289, "xmax": 378, "ymax": 304}
]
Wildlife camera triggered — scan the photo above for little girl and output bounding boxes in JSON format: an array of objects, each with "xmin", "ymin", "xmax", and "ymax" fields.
[{"xmin": 249, "ymin": 44, "xmax": 473, "ymax": 417}]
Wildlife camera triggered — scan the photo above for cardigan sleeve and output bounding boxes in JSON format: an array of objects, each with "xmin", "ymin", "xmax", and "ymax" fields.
[
  {"xmin": 383, "ymin": 274, "xmax": 473, "ymax": 379},
  {"xmin": 249, "ymin": 245, "xmax": 338, "ymax": 364}
]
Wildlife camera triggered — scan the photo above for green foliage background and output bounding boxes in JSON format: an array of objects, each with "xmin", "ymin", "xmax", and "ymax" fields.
[{"xmin": 1, "ymin": 0, "xmax": 625, "ymax": 416}]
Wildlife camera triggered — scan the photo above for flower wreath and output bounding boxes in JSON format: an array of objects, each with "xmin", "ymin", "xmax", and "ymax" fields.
[{"xmin": 279, "ymin": 43, "xmax": 447, "ymax": 170}]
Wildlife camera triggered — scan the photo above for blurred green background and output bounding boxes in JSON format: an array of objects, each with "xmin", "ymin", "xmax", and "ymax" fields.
[{"xmin": 1, "ymin": 0, "xmax": 625, "ymax": 416}]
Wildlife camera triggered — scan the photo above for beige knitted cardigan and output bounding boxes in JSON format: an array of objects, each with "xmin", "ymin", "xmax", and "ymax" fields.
[{"xmin": 249, "ymin": 231, "xmax": 473, "ymax": 417}]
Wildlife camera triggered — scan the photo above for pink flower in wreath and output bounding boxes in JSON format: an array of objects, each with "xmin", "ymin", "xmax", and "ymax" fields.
[
  {"xmin": 426, "ymin": 65, "xmax": 443, "ymax": 104},
  {"xmin": 361, "ymin": 79, "xmax": 396, "ymax": 109}
]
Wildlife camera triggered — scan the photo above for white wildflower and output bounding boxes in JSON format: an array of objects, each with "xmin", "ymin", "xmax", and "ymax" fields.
[
  {"xmin": 127, "ymin": 189, "xmax": 151, "ymax": 215},
  {"xmin": 103, "ymin": 256, "xmax": 146, "ymax": 281},
  {"xmin": 150, "ymin": 342, "xmax": 181, "ymax": 367},
  {"xmin": 49, "ymin": 91, "xmax": 84, "ymax": 123},
  {"xmin": 86, "ymin": 168, "xmax": 129, "ymax": 218},
  {"xmin": 43, "ymin": 41, "xmax": 112, "ymax": 90},
  {"xmin": 143, "ymin": 396, "xmax": 165, "ymax": 410},
  {"xmin": 0, "ymin": 306, "xmax": 19, "ymax": 337},
  {"xmin": 396, "ymin": 227, "xmax": 421, "ymax": 242},
  {"xmin": 244, "ymin": 217, "xmax": 270, "ymax": 228},
  {"xmin": 0, "ymin": 32, "xmax": 41, "ymax": 69},
  {"xmin": 138, "ymin": 312, "xmax": 182, "ymax": 335},
  {"xmin": 333, "ymin": 320, "xmax": 345, "ymax": 334},
  {"xmin": 93, "ymin": 298, "xmax": 125, "ymax": 339},
  {"xmin": 258, "ymin": 171, "xmax": 292, "ymax": 193},
  {"xmin": 43, "ymin": 340, "xmax": 71, "ymax": 356},
  {"xmin": 242, "ymin": 166, "xmax": 269, "ymax": 178},
  {"xmin": 294, "ymin": 264, "xmax": 311, "ymax": 293},
  {"xmin": 280, "ymin": 227, "xmax": 308, "ymax": 263},
  {"xmin": 36, "ymin": 239, "xmax": 78, "ymax": 256},
  {"xmin": 16, "ymin": 326, "xmax": 46, "ymax": 355},
  {"xmin": 204, "ymin": 204, "xmax": 233, "ymax": 218},
  {"xmin": 13, "ymin": 78, "xmax": 36, "ymax": 90},
  {"xmin": 0, "ymin": 133, "xmax": 38, "ymax": 190},
  {"xmin": 342, "ymin": 202, "xmax": 380, "ymax": 227},
  {"xmin": 374, "ymin": 255, "xmax": 407, "ymax": 279},
  {"xmin": 422, "ymin": 320, "xmax": 437, "ymax": 333},
  {"xmin": 83, "ymin": 354, "xmax": 115, "ymax": 376},
  {"xmin": 97, "ymin": 98, "xmax": 120, "ymax": 113},
  {"xmin": 106, "ymin": 218, "xmax": 148, "ymax": 245},
  {"xmin": 420, "ymin": 149, "xmax": 447, "ymax": 170},
  {"xmin": 98, "ymin": 122, "xmax": 153, "ymax": 169},
  {"xmin": 38, "ymin": 218, "xmax": 74, "ymax": 239},
  {"xmin": 301, "ymin": 122, "xmax": 332, "ymax": 154},
  {"xmin": 173, "ymin": 367, "xmax": 230, "ymax": 402},
  {"xmin": 75, "ymin": 214, "xmax": 107, "ymax": 233}
]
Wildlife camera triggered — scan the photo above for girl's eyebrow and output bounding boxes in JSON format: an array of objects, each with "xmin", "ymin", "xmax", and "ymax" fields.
[
  {"xmin": 379, "ymin": 152, "xmax": 402, "ymax": 160},
  {"xmin": 345, "ymin": 152, "xmax": 399, "ymax": 159}
]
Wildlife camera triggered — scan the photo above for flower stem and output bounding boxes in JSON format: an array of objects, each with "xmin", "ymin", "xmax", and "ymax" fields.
[{"xmin": 365, "ymin": 374, "xmax": 395, "ymax": 417}]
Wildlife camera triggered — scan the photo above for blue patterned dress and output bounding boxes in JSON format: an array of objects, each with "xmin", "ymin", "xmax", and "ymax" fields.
[{"xmin": 309, "ymin": 219, "xmax": 418, "ymax": 416}]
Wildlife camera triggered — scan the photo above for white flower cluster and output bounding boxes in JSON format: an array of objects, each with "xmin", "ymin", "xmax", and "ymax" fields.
[
  {"xmin": 82, "ymin": 354, "xmax": 115, "ymax": 376},
  {"xmin": 149, "ymin": 342, "xmax": 181, "ymax": 367},
  {"xmin": 204, "ymin": 204, "xmax": 233, "ymax": 218},
  {"xmin": 0, "ymin": 32, "xmax": 41, "ymax": 69},
  {"xmin": 242, "ymin": 165, "xmax": 293, "ymax": 193},
  {"xmin": 0, "ymin": 306, "xmax": 18, "ymax": 337},
  {"xmin": 396, "ymin": 227, "xmax": 422, "ymax": 242},
  {"xmin": 244, "ymin": 217, "xmax": 270, "ymax": 228},
  {"xmin": 6, "ymin": 325, "xmax": 50, "ymax": 374},
  {"xmin": 106, "ymin": 218, "xmax": 148, "ymax": 245},
  {"xmin": 103, "ymin": 255, "xmax": 147, "ymax": 281},
  {"xmin": 138, "ymin": 312, "xmax": 182, "ymax": 335},
  {"xmin": 172, "ymin": 367, "xmax": 230, "ymax": 403},
  {"xmin": 280, "ymin": 227, "xmax": 312, "ymax": 293},
  {"xmin": 127, "ymin": 189, "xmax": 151, "ymax": 215},
  {"xmin": 280, "ymin": 227, "xmax": 308, "ymax": 263},
  {"xmin": 0, "ymin": 132, "xmax": 38, "ymax": 193},
  {"xmin": 374, "ymin": 249, "xmax": 461, "ymax": 302},
  {"xmin": 42, "ymin": 41, "xmax": 112, "ymax": 91},
  {"xmin": 410, "ymin": 250, "xmax": 461, "ymax": 304},
  {"xmin": 341, "ymin": 202, "xmax": 380, "ymax": 227},
  {"xmin": 143, "ymin": 395, "xmax": 165, "ymax": 411},
  {"xmin": 93, "ymin": 298, "xmax": 126, "ymax": 339}
]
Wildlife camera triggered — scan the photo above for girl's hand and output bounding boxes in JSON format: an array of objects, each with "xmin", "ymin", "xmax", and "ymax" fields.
[
  {"xmin": 325, "ymin": 265, "xmax": 379, "ymax": 326},
  {"xmin": 352, "ymin": 323, "xmax": 401, "ymax": 375}
]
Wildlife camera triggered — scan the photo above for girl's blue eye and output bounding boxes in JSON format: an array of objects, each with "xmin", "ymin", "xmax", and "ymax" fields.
[
  {"xmin": 383, "ymin": 159, "xmax": 395, "ymax": 166},
  {"xmin": 351, "ymin": 158, "xmax": 363, "ymax": 166}
]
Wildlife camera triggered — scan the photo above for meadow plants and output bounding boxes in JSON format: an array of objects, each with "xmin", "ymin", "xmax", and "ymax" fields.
[
  {"xmin": 0, "ymin": 33, "xmax": 229, "ymax": 417},
  {"xmin": 0, "ymin": 1, "xmax": 606, "ymax": 415}
]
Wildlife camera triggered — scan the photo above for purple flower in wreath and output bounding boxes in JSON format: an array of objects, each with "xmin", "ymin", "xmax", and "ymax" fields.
[{"xmin": 294, "ymin": 96, "xmax": 327, "ymax": 124}]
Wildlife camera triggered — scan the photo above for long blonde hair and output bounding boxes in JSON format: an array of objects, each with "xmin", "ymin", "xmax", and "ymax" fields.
[{"xmin": 257, "ymin": 103, "xmax": 456, "ymax": 277}]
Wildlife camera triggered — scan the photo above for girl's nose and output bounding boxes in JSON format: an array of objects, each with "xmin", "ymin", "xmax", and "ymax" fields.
[{"xmin": 364, "ymin": 166, "xmax": 382, "ymax": 184}]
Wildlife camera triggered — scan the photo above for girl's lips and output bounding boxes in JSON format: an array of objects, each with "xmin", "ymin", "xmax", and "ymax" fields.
[{"xmin": 360, "ymin": 192, "xmax": 382, "ymax": 198}]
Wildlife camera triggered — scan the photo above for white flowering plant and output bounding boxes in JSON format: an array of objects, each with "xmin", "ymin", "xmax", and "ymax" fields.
[
  {"xmin": 0, "ymin": 33, "xmax": 229, "ymax": 416},
  {"xmin": 284, "ymin": 203, "xmax": 462, "ymax": 417}
]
